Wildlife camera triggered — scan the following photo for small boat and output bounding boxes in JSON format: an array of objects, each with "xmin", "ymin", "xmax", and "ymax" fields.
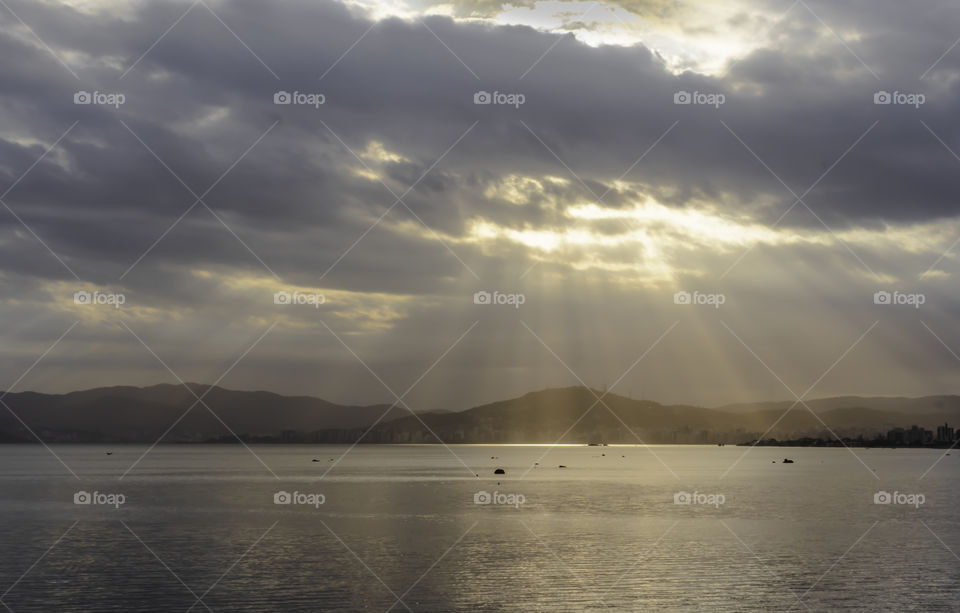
[
  {"xmin": 494, "ymin": 468, "xmax": 505, "ymax": 475},
  {"xmin": 782, "ymin": 458, "xmax": 794, "ymax": 464},
  {"xmin": 558, "ymin": 465, "xmax": 567, "ymax": 469}
]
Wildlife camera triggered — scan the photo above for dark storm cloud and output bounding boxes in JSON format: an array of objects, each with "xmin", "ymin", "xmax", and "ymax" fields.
[
  {"xmin": 2, "ymin": 0, "xmax": 959, "ymax": 289},
  {"xmin": 1, "ymin": 0, "xmax": 960, "ymax": 406}
]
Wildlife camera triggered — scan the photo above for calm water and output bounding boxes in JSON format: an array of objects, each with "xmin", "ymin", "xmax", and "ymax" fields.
[{"xmin": 0, "ymin": 444, "xmax": 957, "ymax": 612}]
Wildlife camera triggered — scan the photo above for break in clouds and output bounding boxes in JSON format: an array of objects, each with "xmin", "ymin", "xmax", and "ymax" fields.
[{"xmin": 1, "ymin": 0, "xmax": 960, "ymax": 409}]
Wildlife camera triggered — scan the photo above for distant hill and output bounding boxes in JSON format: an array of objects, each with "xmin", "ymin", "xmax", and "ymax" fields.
[
  {"xmin": 719, "ymin": 395, "xmax": 960, "ymax": 415},
  {"xmin": 324, "ymin": 387, "xmax": 960, "ymax": 444},
  {"xmin": 0, "ymin": 384, "xmax": 397, "ymax": 443},
  {"xmin": 1, "ymin": 384, "xmax": 958, "ymax": 444}
]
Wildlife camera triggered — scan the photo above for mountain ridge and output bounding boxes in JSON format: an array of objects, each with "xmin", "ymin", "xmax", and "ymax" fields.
[{"xmin": 1, "ymin": 384, "xmax": 958, "ymax": 444}]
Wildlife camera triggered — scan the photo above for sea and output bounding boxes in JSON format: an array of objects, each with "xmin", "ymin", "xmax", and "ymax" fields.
[{"xmin": 0, "ymin": 444, "xmax": 957, "ymax": 611}]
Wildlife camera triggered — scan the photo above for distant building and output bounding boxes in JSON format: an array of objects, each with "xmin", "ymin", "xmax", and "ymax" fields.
[
  {"xmin": 886, "ymin": 427, "xmax": 907, "ymax": 445},
  {"xmin": 886, "ymin": 425, "xmax": 934, "ymax": 445},
  {"xmin": 936, "ymin": 423, "xmax": 955, "ymax": 443}
]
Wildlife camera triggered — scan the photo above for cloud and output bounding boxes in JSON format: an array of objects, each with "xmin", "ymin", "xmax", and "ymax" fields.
[{"xmin": 1, "ymin": 0, "xmax": 960, "ymax": 408}]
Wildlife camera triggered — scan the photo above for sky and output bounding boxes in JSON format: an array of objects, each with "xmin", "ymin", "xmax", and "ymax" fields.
[{"xmin": 1, "ymin": 0, "xmax": 960, "ymax": 411}]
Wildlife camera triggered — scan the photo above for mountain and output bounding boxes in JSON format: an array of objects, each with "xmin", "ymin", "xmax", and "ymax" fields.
[
  {"xmin": 324, "ymin": 387, "xmax": 960, "ymax": 444},
  {"xmin": 0, "ymin": 384, "xmax": 397, "ymax": 443},
  {"xmin": 718, "ymin": 395, "xmax": 960, "ymax": 415},
  {"xmin": 1, "ymin": 384, "xmax": 958, "ymax": 444}
]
